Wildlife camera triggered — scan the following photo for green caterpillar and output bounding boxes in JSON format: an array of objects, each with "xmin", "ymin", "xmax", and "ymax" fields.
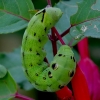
[{"xmin": 21, "ymin": 7, "xmax": 76, "ymax": 92}]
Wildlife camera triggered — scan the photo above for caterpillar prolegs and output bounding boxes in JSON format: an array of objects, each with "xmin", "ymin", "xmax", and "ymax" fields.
[{"xmin": 21, "ymin": 7, "xmax": 76, "ymax": 92}]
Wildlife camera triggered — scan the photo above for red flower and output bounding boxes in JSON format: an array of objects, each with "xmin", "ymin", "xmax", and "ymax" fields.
[
  {"xmin": 71, "ymin": 64, "xmax": 90, "ymax": 100},
  {"xmin": 56, "ymin": 86, "xmax": 74, "ymax": 100},
  {"xmin": 77, "ymin": 38, "xmax": 100, "ymax": 100}
]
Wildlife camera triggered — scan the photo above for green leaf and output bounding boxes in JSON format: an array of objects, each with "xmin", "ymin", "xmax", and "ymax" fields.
[
  {"xmin": 72, "ymin": 48, "xmax": 80, "ymax": 62},
  {"xmin": 0, "ymin": 71, "xmax": 17, "ymax": 100},
  {"xmin": 54, "ymin": 0, "xmax": 85, "ymax": 45},
  {"xmin": 0, "ymin": 0, "xmax": 34, "ymax": 34},
  {"xmin": 55, "ymin": 0, "xmax": 82, "ymax": 33},
  {"xmin": 44, "ymin": 40, "xmax": 53, "ymax": 62},
  {"xmin": 55, "ymin": 0, "xmax": 100, "ymax": 45},
  {"xmin": 71, "ymin": 0, "xmax": 100, "ymax": 25},
  {"xmin": 71, "ymin": 19, "xmax": 100, "ymax": 39},
  {"xmin": 66, "ymin": 17, "xmax": 100, "ymax": 44},
  {"xmin": 0, "ymin": 48, "xmax": 33, "ymax": 90},
  {"xmin": 0, "ymin": 65, "xmax": 7, "ymax": 78}
]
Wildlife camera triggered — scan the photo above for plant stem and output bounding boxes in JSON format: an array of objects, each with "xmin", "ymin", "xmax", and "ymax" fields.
[
  {"xmin": 47, "ymin": 0, "xmax": 52, "ymax": 6},
  {"xmin": 15, "ymin": 92, "xmax": 34, "ymax": 100},
  {"xmin": 61, "ymin": 26, "xmax": 71, "ymax": 37},
  {"xmin": 52, "ymin": 27, "xmax": 66, "ymax": 45},
  {"xmin": 47, "ymin": 0, "xmax": 58, "ymax": 56},
  {"xmin": 51, "ymin": 28, "xmax": 57, "ymax": 55}
]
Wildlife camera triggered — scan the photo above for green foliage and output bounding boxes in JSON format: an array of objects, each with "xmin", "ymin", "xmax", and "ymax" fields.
[
  {"xmin": 55, "ymin": 0, "xmax": 100, "ymax": 45},
  {"xmin": 0, "ymin": 0, "xmax": 34, "ymax": 34},
  {"xmin": 0, "ymin": 48, "xmax": 33, "ymax": 90},
  {"xmin": 71, "ymin": 0, "xmax": 100, "ymax": 24},
  {"xmin": 0, "ymin": 66, "xmax": 17, "ymax": 100},
  {"xmin": 0, "ymin": 65, "xmax": 7, "ymax": 78}
]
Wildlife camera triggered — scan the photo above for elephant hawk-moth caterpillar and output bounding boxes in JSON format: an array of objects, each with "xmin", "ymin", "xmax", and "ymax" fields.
[{"xmin": 21, "ymin": 7, "xmax": 76, "ymax": 92}]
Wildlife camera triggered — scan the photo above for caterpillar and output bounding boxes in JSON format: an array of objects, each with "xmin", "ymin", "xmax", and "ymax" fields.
[
  {"xmin": 21, "ymin": 7, "xmax": 76, "ymax": 92},
  {"xmin": 0, "ymin": 64, "xmax": 7, "ymax": 78}
]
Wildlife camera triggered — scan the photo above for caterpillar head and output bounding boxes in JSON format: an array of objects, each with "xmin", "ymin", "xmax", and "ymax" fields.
[
  {"xmin": 50, "ymin": 7, "xmax": 62, "ymax": 20},
  {"xmin": 46, "ymin": 7, "xmax": 63, "ymax": 24}
]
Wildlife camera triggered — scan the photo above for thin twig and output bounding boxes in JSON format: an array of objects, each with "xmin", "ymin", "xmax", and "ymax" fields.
[
  {"xmin": 15, "ymin": 92, "xmax": 34, "ymax": 100},
  {"xmin": 51, "ymin": 28, "xmax": 57, "ymax": 55},
  {"xmin": 52, "ymin": 27, "xmax": 66, "ymax": 45},
  {"xmin": 61, "ymin": 26, "xmax": 71, "ymax": 38},
  {"xmin": 47, "ymin": 0, "xmax": 52, "ymax": 6}
]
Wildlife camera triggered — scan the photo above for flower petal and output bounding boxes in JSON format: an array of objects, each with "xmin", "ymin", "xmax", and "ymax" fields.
[
  {"xmin": 78, "ymin": 57, "xmax": 100, "ymax": 100},
  {"xmin": 71, "ymin": 64, "xmax": 91, "ymax": 100}
]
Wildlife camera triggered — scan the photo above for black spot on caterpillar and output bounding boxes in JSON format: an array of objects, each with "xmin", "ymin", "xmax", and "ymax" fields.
[
  {"xmin": 58, "ymin": 85, "xmax": 64, "ymax": 89},
  {"xmin": 36, "ymin": 52, "xmax": 40, "ymax": 56},
  {"xmin": 71, "ymin": 56, "xmax": 75, "ymax": 62},
  {"xmin": 73, "ymin": 57, "xmax": 75, "ymax": 62},
  {"xmin": 52, "ymin": 63, "xmax": 58, "ymax": 70},
  {"xmin": 69, "ymin": 70, "xmax": 74, "ymax": 77},
  {"xmin": 29, "ymin": 63, "xmax": 33, "ymax": 67},
  {"xmin": 29, "ymin": 48, "xmax": 32, "ymax": 51},
  {"xmin": 58, "ymin": 54, "xmax": 62, "ymax": 56},
  {"xmin": 43, "ymin": 77, "xmax": 46, "ymax": 80},
  {"xmin": 48, "ymin": 71, "xmax": 53, "ymax": 78},
  {"xmin": 38, "ymin": 39, "xmax": 41, "ymax": 42},
  {"xmin": 41, "ymin": 9, "xmax": 46, "ymax": 22},
  {"xmin": 21, "ymin": 7, "xmax": 76, "ymax": 92},
  {"xmin": 34, "ymin": 32, "xmax": 36, "ymax": 36},
  {"xmin": 35, "ymin": 73, "xmax": 38, "ymax": 76},
  {"xmin": 44, "ymin": 27, "xmax": 47, "ymax": 32},
  {"xmin": 25, "ymin": 70, "xmax": 29, "ymax": 76}
]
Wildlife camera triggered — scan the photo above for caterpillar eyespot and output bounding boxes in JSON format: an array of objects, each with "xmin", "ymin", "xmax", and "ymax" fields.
[{"xmin": 21, "ymin": 7, "xmax": 76, "ymax": 92}]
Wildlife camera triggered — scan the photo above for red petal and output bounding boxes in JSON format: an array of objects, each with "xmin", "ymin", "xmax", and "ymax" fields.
[
  {"xmin": 56, "ymin": 86, "xmax": 74, "ymax": 100},
  {"xmin": 71, "ymin": 65, "xmax": 91, "ymax": 100},
  {"xmin": 78, "ymin": 57, "xmax": 100, "ymax": 100}
]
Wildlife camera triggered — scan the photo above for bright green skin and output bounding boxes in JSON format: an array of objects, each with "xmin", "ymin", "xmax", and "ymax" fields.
[
  {"xmin": 0, "ymin": 65, "xmax": 7, "ymax": 78},
  {"xmin": 21, "ymin": 7, "xmax": 76, "ymax": 92}
]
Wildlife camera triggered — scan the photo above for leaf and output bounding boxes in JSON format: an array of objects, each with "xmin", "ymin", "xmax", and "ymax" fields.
[
  {"xmin": 44, "ymin": 40, "xmax": 53, "ymax": 62},
  {"xmin": 0, "ymin": 48, "xmax": 33, "ymax": 90},
  {"xmin": 72, "ymin": 48, "xmax": 80, "ymax": 62},
  {"xmin": 55, "ymin": 0, "xmax": 100, "ymax": 46},
  {"xmin": 69, "ymin": 18, "xmax": 100, "ymax": 41},
  {"xmin": 0, "ymin": 71, "xmax": 17, "ymax": 100},
  {"xmin": 0, "ymin": 0, "xmax": 34, "ymax": 34},
  {"xmin": 54, "ymin": 0, "xmax": 85, "ymax": 46},
  {"xmin": 55, "ymin": 0, "xmax": 82, "ymax": 33},
  {"xmin": 0, "ymin": 64, "xmax": 7, "ymax": 78},
  {"xmin": 71, "ymin": 0, "xmax": 100, "ymax": 25}
]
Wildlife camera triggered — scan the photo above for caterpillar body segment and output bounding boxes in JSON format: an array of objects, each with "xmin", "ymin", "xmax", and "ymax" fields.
[{"xmin": 21, "ymin": 7, "xmax": 76, "ymax": 92}]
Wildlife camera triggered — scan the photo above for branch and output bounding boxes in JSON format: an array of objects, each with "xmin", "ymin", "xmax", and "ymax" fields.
[
  {"xmin": 52, "ymin": 27, "xmax": 66, "ymax": 45},
  {"xmin": 15, "ymin": 92, "xmax": 34, "ymax": 100},
  {"xmin": 50, "ymin": 28, "xmax": 57, "ymax": 55},
  {"xmin": 47, "ymin": 0, "xmax": 52, "ymax": 6}
]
